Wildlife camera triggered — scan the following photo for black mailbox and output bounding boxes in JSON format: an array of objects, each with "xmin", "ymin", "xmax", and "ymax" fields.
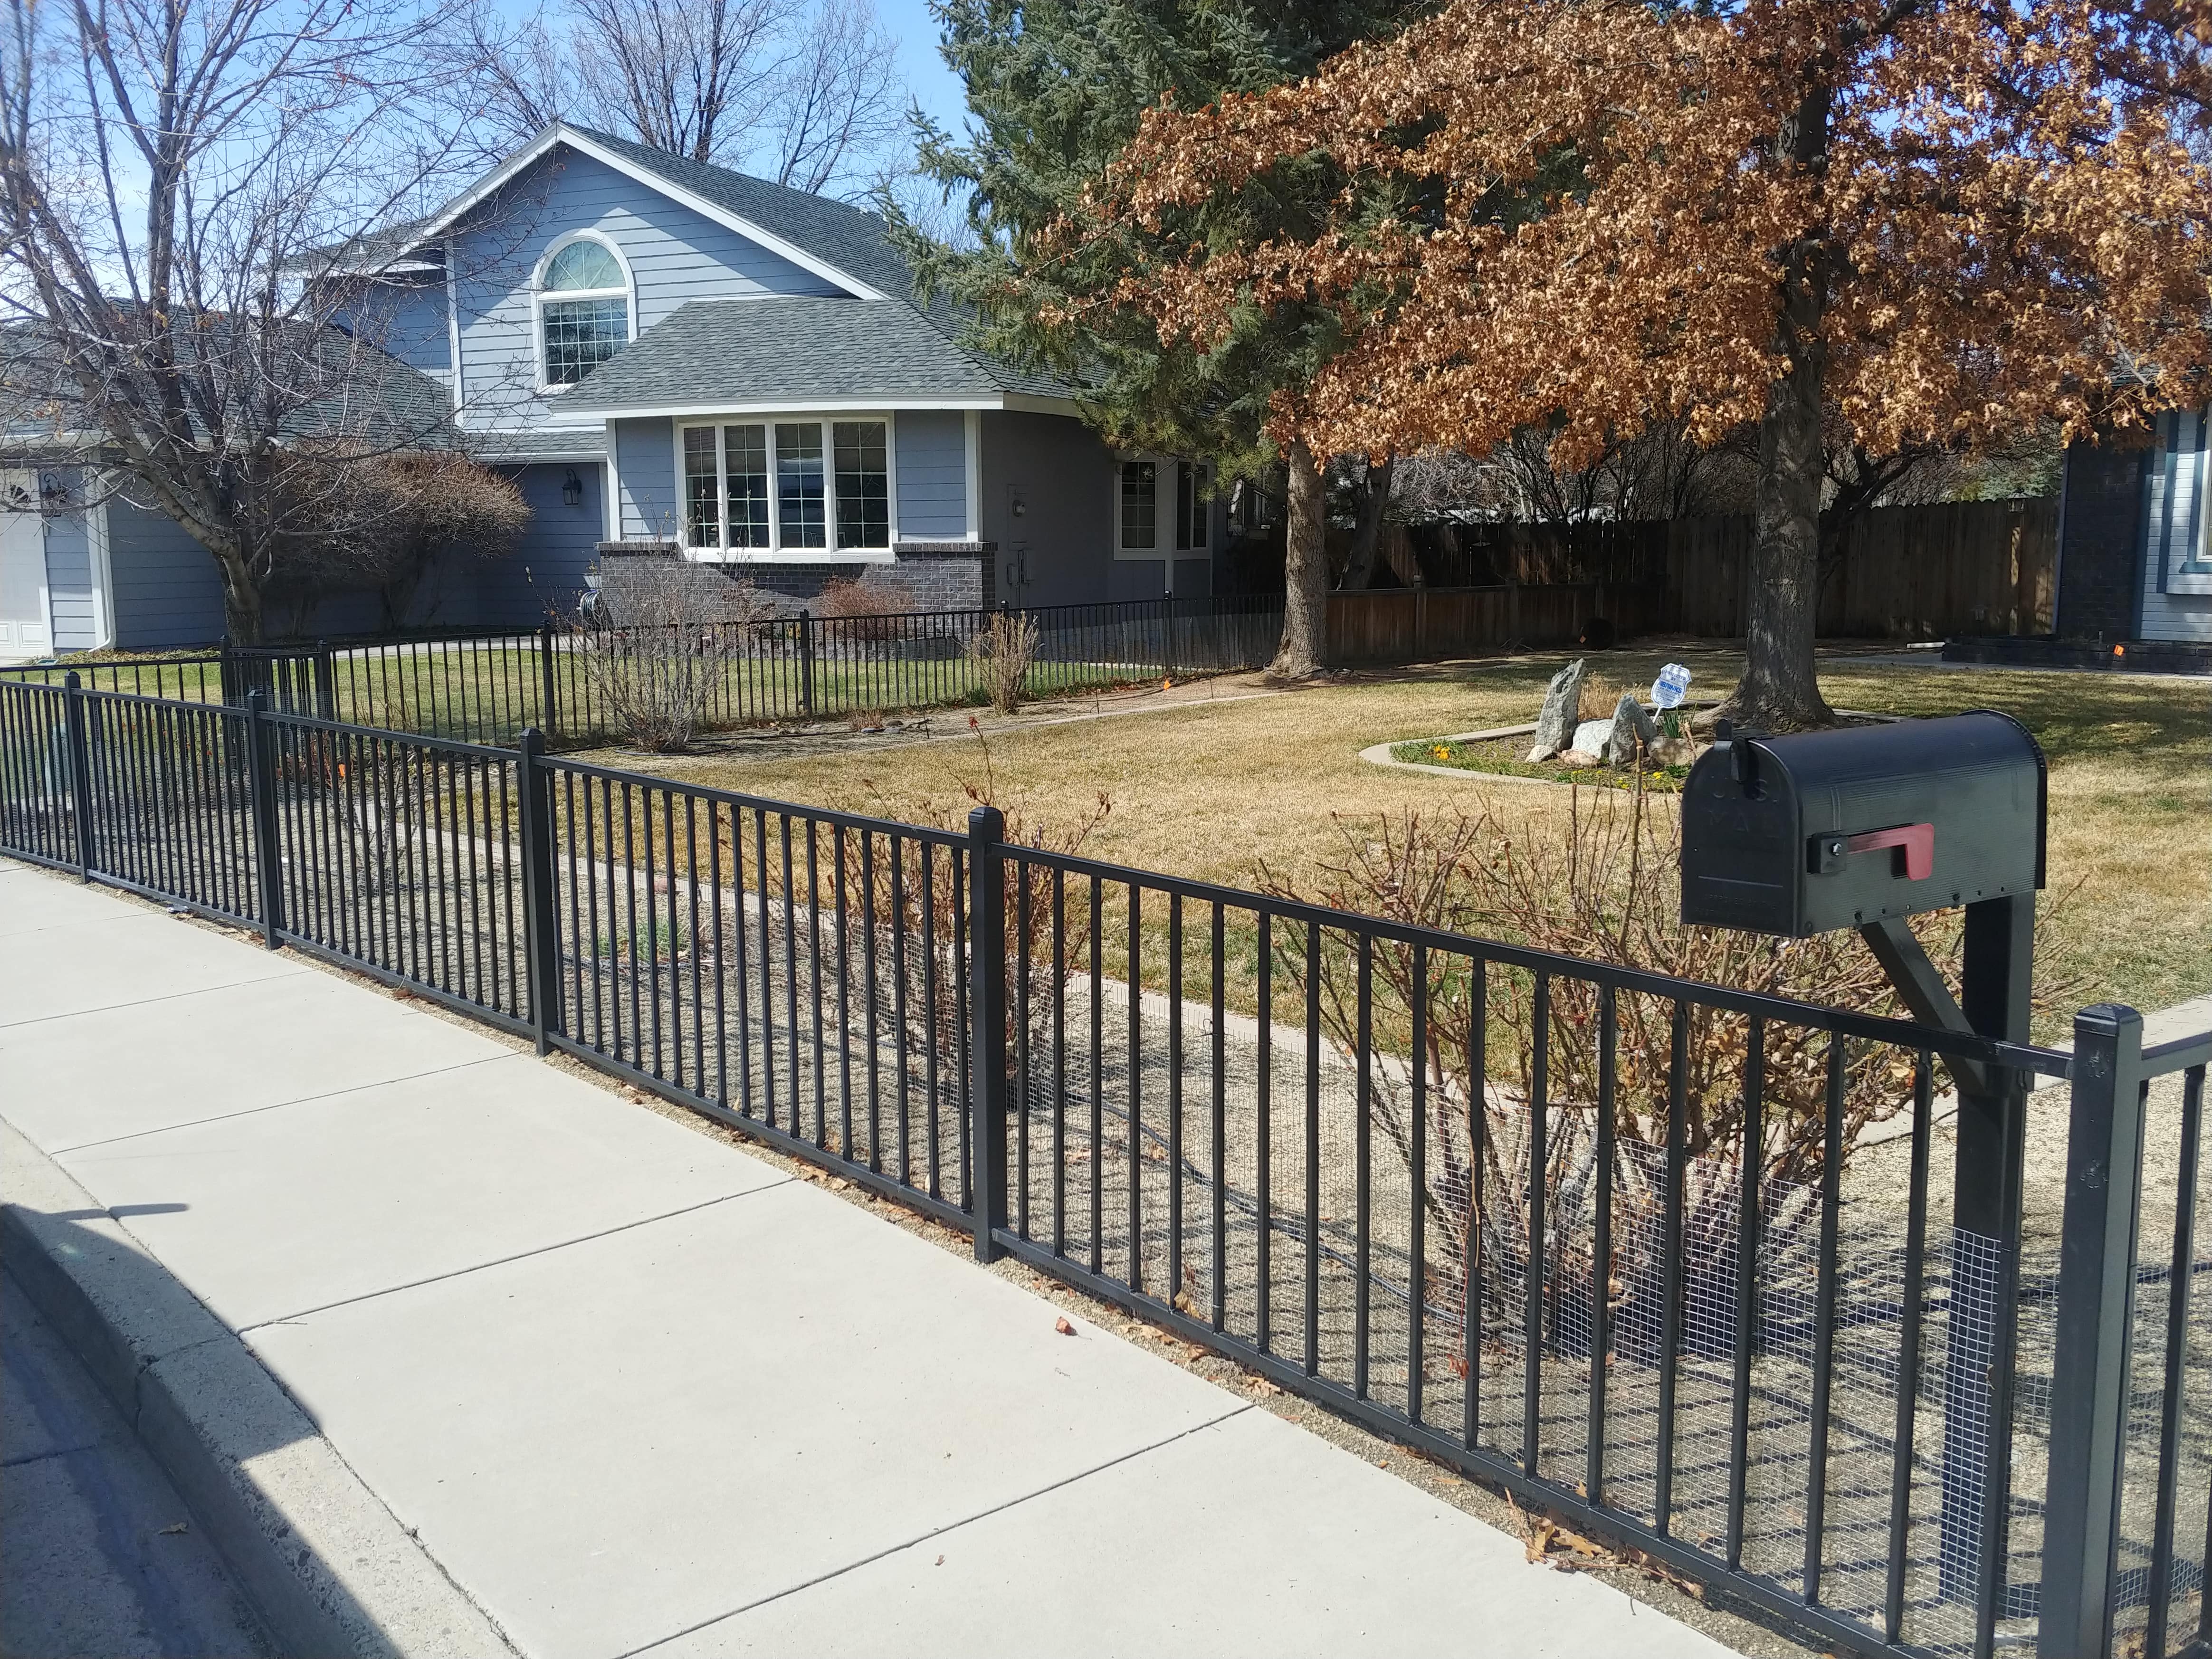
[{"xmin": 1680, "ymin": 712, "xmax": 2045, "ymax": 937}]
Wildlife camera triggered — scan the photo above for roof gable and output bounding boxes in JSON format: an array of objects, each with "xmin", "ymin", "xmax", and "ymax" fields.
[{"xmin": 416, "ymin": 124, "xmax": 893, "ymax": 302}]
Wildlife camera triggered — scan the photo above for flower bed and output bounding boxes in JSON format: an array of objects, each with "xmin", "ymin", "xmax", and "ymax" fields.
[{"xmin": 1391, "ymin": 733, "xmax": 1692, "ymax": 791}]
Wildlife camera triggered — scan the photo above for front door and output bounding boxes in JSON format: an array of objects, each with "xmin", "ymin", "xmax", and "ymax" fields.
[{"xmin": 0, "ymin": 473, "xmax": 49, "ymax": 659}]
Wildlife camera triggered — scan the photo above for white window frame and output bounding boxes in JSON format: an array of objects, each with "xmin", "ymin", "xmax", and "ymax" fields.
[
  {"xmin": 1114, "ymin": 455, "xmax": 1209, "ymax": 560},
  {"xmin": 673, "ymin": 412, "xmax": 900, "ymax": 563},
  {"xmin": 532, "ymin": 230, "xmax": 636, "ymax": 394}
]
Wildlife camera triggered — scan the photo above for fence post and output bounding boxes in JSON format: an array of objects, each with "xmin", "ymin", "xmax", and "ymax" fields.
[
  {"xmin": 536, "ymin": 623, "xmax": 560, "ymax": 741},
  {"xmin": 312, "ymin": 639, "xmax": 336, "ymax": 720},
  {"xmin": 2038, "ymin": 1003, "xmax": 2147, "ymax": 1659},
  {"xmin": 968, "ymin": 804, "xmax": 1009, "ymax": 1263},
  {"xmin": 244, "ymin": 689, "xmax": 284, "ymax": 949},
  {"xmin": 61, "ymin": 671, "xmax": 95, "ymax": 881},
  {"xmin": 1163, "ymin": 591, "xmax": 1179, "ymax": 678},
  {"xmin": 516, "ymin": 728, "xmax": 563, "ymax": 1057},
  {"xmin": 798, "ymin": 611, "xmax": 815, "ymax": 717}
]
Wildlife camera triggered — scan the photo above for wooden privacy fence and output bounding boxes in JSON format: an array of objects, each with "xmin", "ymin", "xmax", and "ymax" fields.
[
  {"xmin": 1333, "ymin": 497, "xmax": 2057, "ymax": 661},
  {"xmin": 1666, "ymin": 498, "xmax": 2057, "ymax": 639},
  {"xmin": 1326, "ymin": 582, "xmax": 1670, "ymax": 665}
]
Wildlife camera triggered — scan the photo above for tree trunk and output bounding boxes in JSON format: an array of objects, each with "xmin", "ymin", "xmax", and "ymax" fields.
[
  {"xmin": 1338, "ymin": 454, "xmax": 1396, "ymax": 590},
  {"xmin": 1719, "ymin": 80, "xmax": 1838, "ymax": 732},
  {"xmin": 1271, "ymin": 439, "xmax": 1329, "ymax": 678},
  {"xmin": 213, "ymin": 546, "xmax": 266, "ymax": 645}
]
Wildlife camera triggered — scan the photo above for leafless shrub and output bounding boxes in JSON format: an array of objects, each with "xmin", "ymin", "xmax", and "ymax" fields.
[
  {"xmin": 576, "ymin": 557, "xmax": 764, "ymax": 750},
  {"xmin": 965, "ymin": 609, "xmax": 1039, "ymax": 715},
  {"xmin": 1261, "ymin": 779, "xmax": 2079, "ymax": 1346},
  {"xmin": 813, "ymin": 569, "xmax": 920, "ymax": 641}
]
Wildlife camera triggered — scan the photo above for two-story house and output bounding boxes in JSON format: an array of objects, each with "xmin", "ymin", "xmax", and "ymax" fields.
[{"xmin": 0, "ymin": 123, "xmax": 1224, "ymax": 654}]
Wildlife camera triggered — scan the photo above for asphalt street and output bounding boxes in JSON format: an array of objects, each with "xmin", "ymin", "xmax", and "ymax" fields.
[{"xmin": 0, "ymin": 1271, "xmax": 271, "ymax": 1659}]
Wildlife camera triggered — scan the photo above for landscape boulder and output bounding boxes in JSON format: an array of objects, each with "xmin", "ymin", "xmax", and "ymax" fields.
[
  {"xmin": 1569, "ymin": 717, "xmax": 1613, "ymax": 758},
  {"xmin": 1604, "ymin": 695, "xmax": 1661, "ymax": 766},
  {"xmin": 1526, "ymin": 658, "xmax": 1586, "ymax": 761}
]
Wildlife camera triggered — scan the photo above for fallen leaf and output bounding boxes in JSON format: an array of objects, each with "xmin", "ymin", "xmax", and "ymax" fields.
[
  {"xmin": 934, "ymin": 1555, "xmax": 945, "ymax": 1566},
  {"xmin": 1183, "ymin": 1343, "xmax": 1208, "ymax": 1362},
  {"xmin": 1249, "ymin": 1377, "xmax": 1283, "ymax": 1397},
  {"xmin": 1054, "ymin": 1316, "xmax": 1076, "ymax": 1336}
]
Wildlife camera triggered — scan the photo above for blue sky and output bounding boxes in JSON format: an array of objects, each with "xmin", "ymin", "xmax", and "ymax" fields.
[{"xmin": 877, "ymin": 0, "xmax": 971, "ymax": 137}]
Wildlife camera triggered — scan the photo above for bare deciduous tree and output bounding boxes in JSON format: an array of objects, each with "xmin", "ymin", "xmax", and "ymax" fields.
[
  {"xmin": 440, "ymin": 0, "xmax": 905, "ymax": 199},
  {"xmin": 0, "ymin": 0, "xmax": 480, "ymax": 642}
]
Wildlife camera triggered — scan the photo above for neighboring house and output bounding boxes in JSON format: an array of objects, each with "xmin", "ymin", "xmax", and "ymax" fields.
[
  {"xmin": 0, "ymin": 121, "xmax": 1224, "ymax": 656},
  {"xmin": 0, "ymin": 331, "xmax": 458, "ymax": 657},
  {"xmin": 2055, "ymin": 404, "xmax": 2210, "ymax": 648}
]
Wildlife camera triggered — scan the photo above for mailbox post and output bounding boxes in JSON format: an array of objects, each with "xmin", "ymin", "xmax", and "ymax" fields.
[{"xmin": 1682, "ymin": 711, "xmax": 2046, "ymax": 1624}]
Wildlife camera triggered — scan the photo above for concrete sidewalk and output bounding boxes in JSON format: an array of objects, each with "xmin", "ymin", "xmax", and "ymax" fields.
[{"xmin": 1, "ymin": 858, "xmax": 1731, "ymax": 1659}]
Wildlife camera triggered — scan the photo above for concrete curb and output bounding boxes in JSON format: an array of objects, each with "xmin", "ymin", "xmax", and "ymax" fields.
[{"xmin": 0, "ymin": 1117, "xmax": 516, "ymax": 1659}]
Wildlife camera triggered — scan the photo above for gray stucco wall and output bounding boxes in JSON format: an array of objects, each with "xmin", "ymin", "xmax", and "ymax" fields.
[
  {"xmin": 109, "ymin": 495, "xmax": 227, "ymax": 648},
  {"xmin": 895, "ymin": 411, "xmax": 966, "ymax": 539},
  {"xmin": 612, "ymin": 419, "xmax": 678, "ymax": 541},
  {"xmin": 977, "ymin": 410, "xmax": 1116, "ymax": 607}
]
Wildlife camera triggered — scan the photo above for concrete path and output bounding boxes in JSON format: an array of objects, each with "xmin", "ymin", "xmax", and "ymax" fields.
[
  {"xmin": 2, "ymin": 1271, "xmax": 273, "ymax": 1658},
  {"xmin": 0, "ymin": 858, "xmax": 1730, "ymax": 1659}
]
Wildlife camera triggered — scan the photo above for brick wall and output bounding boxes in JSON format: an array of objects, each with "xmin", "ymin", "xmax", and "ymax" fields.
[
  {"xmin": 2055, "ymin": 438, "xmax": 2147, "ymax": 640},
  {"xmin": 890, "ymin": 541, "xmax": 996, "ymax": 610}
]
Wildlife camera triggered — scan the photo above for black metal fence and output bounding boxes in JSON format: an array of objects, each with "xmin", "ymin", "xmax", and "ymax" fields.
[
  {"xmin": 0, "ymin": 594, "xmax": 1285, "ymax": 749},
  {"xmin": 1, "ymin": 671, "xmax": 2204, "ymax": 1659}
]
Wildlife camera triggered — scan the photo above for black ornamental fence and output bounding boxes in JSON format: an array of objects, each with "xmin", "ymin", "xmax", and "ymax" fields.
[
  {"xmin": 0, "ymin": 594, "xmax": 1285, "ymax": 750},
  {"xmin": 0, "ymin": 670, "xmax": 2205, "ymax": 1659}
]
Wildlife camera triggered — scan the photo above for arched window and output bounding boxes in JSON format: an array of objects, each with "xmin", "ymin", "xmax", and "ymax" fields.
[{"xmin": 535, "ymin": 235, "xmax": 630, "ymax": 387}]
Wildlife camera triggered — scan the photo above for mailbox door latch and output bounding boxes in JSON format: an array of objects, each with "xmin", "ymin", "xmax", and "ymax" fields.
[{"xmin": 1810, "ymin": 822, "xmax": 1935, "ymax": 881}]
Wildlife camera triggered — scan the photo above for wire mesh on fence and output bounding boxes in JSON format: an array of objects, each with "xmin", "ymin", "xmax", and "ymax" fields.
[{"xmin": 6, "ymin": 670, "xmax": 2210, "ymax": 1659}]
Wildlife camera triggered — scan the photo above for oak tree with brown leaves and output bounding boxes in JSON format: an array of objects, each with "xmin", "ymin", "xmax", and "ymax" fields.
[{"xmin": 1052, "ymin": 0, "xmax": 2212, "ymax": 718}]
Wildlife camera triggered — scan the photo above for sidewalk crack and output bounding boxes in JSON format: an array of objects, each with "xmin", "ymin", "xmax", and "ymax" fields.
[
  {"xmin": 615, "ymin": 1403, "xmax": 1257, "ymax": 1659},
  {"xmin": 235, "ymin": 1180, "xmax": 796, "ymax": 1331}
]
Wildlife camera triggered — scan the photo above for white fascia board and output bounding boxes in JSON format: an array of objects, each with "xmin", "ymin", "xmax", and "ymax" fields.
[
  {"xmin": 409, "ymin": 124, "xmax": 886, "ymax": 303},
  {"xmin": 572, "ymin": 394, "xmax": 1010, "ymax": 420}
]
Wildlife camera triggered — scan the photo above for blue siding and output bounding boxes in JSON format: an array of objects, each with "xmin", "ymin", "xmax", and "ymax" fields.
[
  {"xmin": 454, "ymin": 147, "xmax": 843, "ymax": 432},
  {"xmin": 2141, "ymin": 404, "xmax": 2212, "ymax": 643},
  {"xmin": 462, "ymin": 463, "xmax": 604, "ymax": 625},
  {"xmin": 338, "ymin": 277, "xmax": 453, "ymax": 383},
  {"xmin": 42, "ymin": 508, "xmax": 97, "ymax": 650},
  {"xmin": 108, "ymin": 497, "xmax": 226, "ymax": 648},
  {"xmin": 613, "ymin": 419, "xmax": 678, "ymax": 540},
  {"xmin": 895, "ymin": 411, "xmax": 966, "ymax": 539}
]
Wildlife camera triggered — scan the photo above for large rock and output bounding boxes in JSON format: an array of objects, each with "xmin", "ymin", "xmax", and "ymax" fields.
[
  {"xmin": 1526, "ymin": 658, "xmax": 1586, "ymax": 761},
  {"xmin": 1604, "ymin": 695, "xmax": 1660, "ymax": 765},
  {"xmin": 1569, "ymin": 717, "xmax": 1613, "ymax": 758}
]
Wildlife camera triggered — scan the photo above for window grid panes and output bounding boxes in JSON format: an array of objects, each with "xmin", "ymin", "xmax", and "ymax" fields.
[
  {"xmin": 684, "ymin": 426, "xmax": 719, "ymax": 548},
  {"xmin": 776, "ymin": 422, "xmax": 827, "ymax": 549},
  {"xmin": 1119, "ymin": 461, "xmax": 1156, "ymax": 550},
  {"xmin": 833, "ymin": 421, "xmax": 889, "ymax": 551},
  {"xmin": 725, "ymin": 425, "xmax": 771, "ymax": 549},
  {"xmin": 542, "ymin": 297, "xmax": 627, "ymax": 385},
  {"xmin": 681, "ymin": 420, "xmax": 896, "ymax": 553},
  {"xmin": 543, "ymin": 240, "xmax": 624, "ymax": 291}
]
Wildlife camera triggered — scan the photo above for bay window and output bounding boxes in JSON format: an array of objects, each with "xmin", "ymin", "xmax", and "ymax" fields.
[{"xmin": 678, "ymin": 418, "xmax": 893, "ymax": 556}]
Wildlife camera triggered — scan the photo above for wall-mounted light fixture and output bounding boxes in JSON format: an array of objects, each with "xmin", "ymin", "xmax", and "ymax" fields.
[{"xmin": 562, "ymin": 467, "xmax": 584, "ymax": 507}]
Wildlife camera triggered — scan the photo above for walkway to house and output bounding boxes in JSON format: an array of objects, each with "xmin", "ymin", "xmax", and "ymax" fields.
[{"xmin": 0, "ymin": 857, "xmax": 1732, "ymax": 1659}]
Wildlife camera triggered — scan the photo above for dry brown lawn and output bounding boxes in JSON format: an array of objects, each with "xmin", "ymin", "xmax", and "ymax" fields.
[{"xmin": 588, "ymin": 645, "xmax": 2212, "ymax": 1028}]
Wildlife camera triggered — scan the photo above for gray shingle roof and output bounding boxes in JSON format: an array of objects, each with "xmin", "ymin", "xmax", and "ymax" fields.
[
  {"xmin": 563, "ymin": 296, "xmax": 1073, "ymax": 412},
  {"xmin": 463, "ymin": 427, "xmax": 609, "ymax": 463}
]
